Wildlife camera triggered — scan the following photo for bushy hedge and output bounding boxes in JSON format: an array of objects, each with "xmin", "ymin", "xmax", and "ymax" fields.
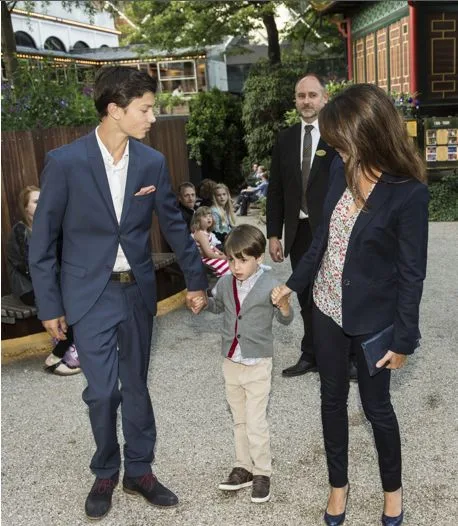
[
  {"xmin": 2, "ymin": 62, "xmax": 98, "ymax": 131},
  {"xmin": 186, "ymin": 88, "xmax": 246, "ymax": 190},
  {"xmin": 242, "ymin": 62, "xmax": 305, "ymax": 171},
  {"xmin": 428, "ymin": 175, "xmax": 458, "ymax": 221}
]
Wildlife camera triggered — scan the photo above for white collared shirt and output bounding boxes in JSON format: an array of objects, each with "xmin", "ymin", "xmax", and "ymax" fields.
[
  {"xmin": 299, "ymin": 118, "xmax": 320, "ymax": 219},
  {"xmin": 231, "ymin": 266, "xmax": 264, "ymax": 365},
  {"xmin": 95, "ymin": 126, "xmax": 131, "ymax": 271}
]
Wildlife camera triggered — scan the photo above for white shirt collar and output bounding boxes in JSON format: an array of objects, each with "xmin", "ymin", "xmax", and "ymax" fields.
[
  {"xmin": 237, "ymin": 265, "xmax": 264, "ymax": 289},
  {"xmin": 301, "ymin": 118, "xmax": 319, "ymax": 134},
  {"xmin": 95, "ymin": 126, "xmax": 129, "ymax": 165}
]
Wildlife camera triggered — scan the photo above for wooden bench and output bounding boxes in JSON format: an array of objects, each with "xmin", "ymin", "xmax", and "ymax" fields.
[{"xmin": 1, "ymin": 252, "xmax": 181, "ymax": 340}]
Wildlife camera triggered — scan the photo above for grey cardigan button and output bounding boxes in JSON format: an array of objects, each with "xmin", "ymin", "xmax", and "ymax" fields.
[
  {"xmin": 238, "ymin": 315, "xmax": 242, "ymax": 320},
  {"xmin": 237, "ymin": 334, "xmax": 241, "ymax": 338}
]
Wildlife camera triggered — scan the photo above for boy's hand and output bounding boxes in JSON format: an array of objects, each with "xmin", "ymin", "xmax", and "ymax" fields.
[{"xmin": 271, "ymin": 285, "xmax": 292, "ymax": 306}]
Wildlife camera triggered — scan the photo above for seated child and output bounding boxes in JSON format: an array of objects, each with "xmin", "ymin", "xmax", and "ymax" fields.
[
  {"xmin": 211, "ymin": 183, "xmax": 236, "ymax": 245},
  {"xmin": 192, "ymin": 224, "xmax": 293, "ymax": 503},
  {"xmin": 191, "ymin": 206, "xmax": 231, "ymax": 277},
  {"xmin": 6, "ymin": 186, "xmax": 81, "ymax": 376}
]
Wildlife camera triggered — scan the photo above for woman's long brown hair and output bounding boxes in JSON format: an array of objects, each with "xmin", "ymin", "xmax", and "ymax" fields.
[
  {"xmin": 18, "ymin": 185, "xmax": 40, "ymax": 228},
  {"xmin": 319, "ymin": 83, "xmax": 426, "ymax": 206}
]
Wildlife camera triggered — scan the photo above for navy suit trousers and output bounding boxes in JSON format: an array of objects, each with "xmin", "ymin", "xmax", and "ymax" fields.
[{"xmin": 73, "ymin": 280, "xmax": 155, "ymax": 479}]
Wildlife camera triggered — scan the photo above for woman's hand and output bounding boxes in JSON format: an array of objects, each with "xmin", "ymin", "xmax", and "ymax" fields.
[
  {"xmin": 271, "ymin": 285, "xmax": 292, "ymax": 306},
  {"xmin": 376, "ymin": 350, "xmax": 407, "ymax": 370}
]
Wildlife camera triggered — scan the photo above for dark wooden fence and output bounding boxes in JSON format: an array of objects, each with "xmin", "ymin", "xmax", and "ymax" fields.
[{"xmin": 1, "ymin": 116, "xmax": 191, "ymax": 295}]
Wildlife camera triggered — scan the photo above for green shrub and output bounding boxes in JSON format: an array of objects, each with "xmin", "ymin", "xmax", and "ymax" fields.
[
  {"xmin": 242, "ymin": 62, "xmax": 305, "ymax": 169},
  {"xmin": 186, "ymin": 88, "xmax": 246, "ymax": 190},
  {"xmin": 1, "ymin": 61, "xmax": 98, "ymax": 130},
  {"xmin": 428, "ymin": 175, "xmax": 458, "ymax": 221}
]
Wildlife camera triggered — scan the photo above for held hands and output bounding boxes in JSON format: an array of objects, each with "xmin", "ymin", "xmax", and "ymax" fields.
[
  {"xmin": 271, "ymin": 285, "xmax": 293, "ymax": 309},
  {"xmin": 42, "ymin": 316, "xmax": 68, "ymax": 340},
  {"xmin": 269, "ymin": 237, "xmax": 284, "ymax": 263},
  {"xmin": 186, "ymin": 290, "xmax": 208, "ymax": 314},
  {"xmin": 376, "ymin": 350, "xmax": 407, "ymax": 370}
]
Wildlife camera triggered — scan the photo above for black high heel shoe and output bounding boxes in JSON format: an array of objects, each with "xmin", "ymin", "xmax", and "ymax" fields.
[
  {"xmin": 324, "ymin": 484, "xmax": 350, "ymax": 526},
  {"xmin": 381, "ymin": 510, "xmax": 403, "ymax": 526}
]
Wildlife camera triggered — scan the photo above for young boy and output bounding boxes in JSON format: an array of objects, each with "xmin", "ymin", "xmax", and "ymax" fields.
[{"xmin": 193, "ymin": 224, "xmax": 293, "ymax": 503}]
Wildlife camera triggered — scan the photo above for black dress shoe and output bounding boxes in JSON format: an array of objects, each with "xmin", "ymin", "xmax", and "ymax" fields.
[
  {"xmin": 282, "ymin": 359, "xmax": 317, "ymax": 377},
  {"xmin": 85, "ymin": 472, "xmax": 119, "ymax": 520},
  {"xmin": 123, "ymin": 472, "xmax": 178, "ymax": 507},
  {"xmin": 349, "ymin": 362, "xmax": 358, "ymax": 382}
]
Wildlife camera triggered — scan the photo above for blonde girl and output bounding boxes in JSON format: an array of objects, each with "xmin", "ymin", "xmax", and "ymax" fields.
[
  {"xmin": 191, "ymin": 207, "xmax": 231, "ymax": 277},
  {"xmin": 211, "ymin": 183, "xmax": 236, "ymax": 244}
]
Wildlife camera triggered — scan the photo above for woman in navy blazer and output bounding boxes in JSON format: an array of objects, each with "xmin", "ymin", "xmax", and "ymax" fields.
[{"xmin": 272, "ymin": 84, "xmax": 428, "ymax": 526}]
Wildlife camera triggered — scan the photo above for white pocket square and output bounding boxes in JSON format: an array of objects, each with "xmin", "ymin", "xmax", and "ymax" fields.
[{"xmin": 134, "ymin": 185, "xmax": 156, "ymax": 196}]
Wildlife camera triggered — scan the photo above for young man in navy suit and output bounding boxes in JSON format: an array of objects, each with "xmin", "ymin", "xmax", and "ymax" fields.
[{"xmin": 29, "ymin": 66, "xmax": 208, "ymax": 520}]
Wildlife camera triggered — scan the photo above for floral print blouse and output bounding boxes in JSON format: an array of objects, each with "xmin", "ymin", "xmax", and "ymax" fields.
[{"xmin": 313, "ymin": 187, "xmax": 371, "ymax": 327}]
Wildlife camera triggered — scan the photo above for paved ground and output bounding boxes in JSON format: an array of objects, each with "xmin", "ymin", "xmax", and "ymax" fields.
[{"xmin": 2, "ymin": 216, "xmax": 457, "ymax": 526}]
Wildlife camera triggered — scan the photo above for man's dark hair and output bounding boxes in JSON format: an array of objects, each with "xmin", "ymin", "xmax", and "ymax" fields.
[
  {"xmin": 178, "ymin": 182, "xmax": 195, "ymax": 193},
  {"xmin": 224, "ymin": 224, "xmax": 266, "ymax": 259},
  {"xmin": 93, "ymin": 66, "xmax": 157, "ymax": 118}
]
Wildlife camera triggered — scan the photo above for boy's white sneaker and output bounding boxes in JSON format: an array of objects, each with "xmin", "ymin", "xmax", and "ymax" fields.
[
  {"xmin": 218, "ymin": 467, "xmax": 253, "ymax": 491},
  {"xmin": 251, "ymin": 475, "xmax": 271, "ymax": 503}
]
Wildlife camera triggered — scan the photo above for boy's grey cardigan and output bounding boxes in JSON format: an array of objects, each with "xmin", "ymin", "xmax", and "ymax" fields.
[{"xmin": 207, "ymin": 271, "xmax": 294, "ymax": 359}]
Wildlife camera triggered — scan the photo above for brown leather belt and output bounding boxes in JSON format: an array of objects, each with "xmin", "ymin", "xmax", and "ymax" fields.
[{"xmin": 110, "ymin": 270, "xmax": 135, "ymax": 283}]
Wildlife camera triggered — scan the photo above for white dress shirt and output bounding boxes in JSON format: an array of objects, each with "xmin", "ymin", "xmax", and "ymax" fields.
[
  {"xmin": 95, "ymin": 127, "xmax": 131, "ymax": 271},
  {"xmin": 299, "ymin": 118, "xmax": 320, "ymax": 219}
]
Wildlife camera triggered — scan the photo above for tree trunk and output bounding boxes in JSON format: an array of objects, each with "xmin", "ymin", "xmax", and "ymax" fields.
[
  {"xmin": 1, "ymin": 1, "xmax": 19, "ymax": 81},
  {"xmin": 262, "ymin": 11, "xmax": 281, "ymax": 65}
]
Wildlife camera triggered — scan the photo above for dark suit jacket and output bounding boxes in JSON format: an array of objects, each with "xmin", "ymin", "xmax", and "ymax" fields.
[
  {"xmin": 29, "ymin": 131, "xmax": 207, "ymax": 325},
  {"xmin": 286, "ymin": 171, "xmax": 429, "ymax": 355},
  {"xmin": 266, "ymin": 123, "xmax": 337, "ymax": 256}
]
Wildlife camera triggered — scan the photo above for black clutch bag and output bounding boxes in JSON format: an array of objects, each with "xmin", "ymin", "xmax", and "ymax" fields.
[{"xmin": 361, "ymin": 325, "xmax": 395, "ymax": 376}]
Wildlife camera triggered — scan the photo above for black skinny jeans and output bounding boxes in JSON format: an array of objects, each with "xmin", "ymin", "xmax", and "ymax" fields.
[{"xmin": 312, "ymin": 303, "xmax": 402, "ymax": 492}]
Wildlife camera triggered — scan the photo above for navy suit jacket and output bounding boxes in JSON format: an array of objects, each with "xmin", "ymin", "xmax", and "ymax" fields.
[
  {"xmin": 286, "ymin": 169, "xmax": 429, "ymax": 355},
  {"xmin": 29, "ymin": 131, "xmax": 207, "ymax": 325}
]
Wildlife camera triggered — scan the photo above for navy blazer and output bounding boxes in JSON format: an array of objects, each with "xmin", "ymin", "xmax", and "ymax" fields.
[
  {"xmin": 29, "ymin": 131, "xmax": 207, "ymax": 325},
  {"xmin": 286, "ymin": 169, "xmax": 429, "ymax": 355}
]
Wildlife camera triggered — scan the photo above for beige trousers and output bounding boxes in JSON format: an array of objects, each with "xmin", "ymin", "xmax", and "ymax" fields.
[{"xmin": 222, "ymin": 357, "xmax": 272, "ymax": 477}]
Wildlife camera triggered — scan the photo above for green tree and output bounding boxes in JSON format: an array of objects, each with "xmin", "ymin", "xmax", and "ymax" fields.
[{"xmin": 119, "ymin": 0, "xmax": 340, "ymax": 66}]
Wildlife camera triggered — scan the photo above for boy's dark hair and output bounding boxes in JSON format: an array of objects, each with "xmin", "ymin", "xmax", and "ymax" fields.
[
  {"xmin": 224, "ymin": 224, "xmax": 266, "ymax": 259},
  {"xmin": 93, "ymin": 66, "xmax": 157, "ymax": 118}
]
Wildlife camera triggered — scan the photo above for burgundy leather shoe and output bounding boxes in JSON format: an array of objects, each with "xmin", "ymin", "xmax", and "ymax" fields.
[
  {"xmin": 85, "ymin": 472, "xmax": 119, "ymax": 520},
  {"xmin": 123, "ymin": 472, "xmax": 178, "ymax": 507}
]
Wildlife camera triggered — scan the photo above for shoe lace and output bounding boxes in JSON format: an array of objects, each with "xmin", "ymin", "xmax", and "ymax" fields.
[
  {"xmin": 93, "ymin": 478, "xmax": 116, "ymax": 495},
  {"xmin": 139, "ymin": 472, "xmax": 157, "ymax": 491}
]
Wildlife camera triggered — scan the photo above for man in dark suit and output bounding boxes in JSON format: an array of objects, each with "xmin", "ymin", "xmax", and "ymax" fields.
[
  {"xmin": 29, "ymin": 66, "xmax": 208, "ymax": 520},
  {"xmin": 267, "ymin": 73, "xmax": 356, "ymax": 378}
]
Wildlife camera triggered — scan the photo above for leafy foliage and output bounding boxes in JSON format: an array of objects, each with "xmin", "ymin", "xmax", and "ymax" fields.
[
  {"xmin": 186, "ymin": 88, "xmax": 246, "ymax": 190},
  {"xmin": 119, "ymin": 1, "xmax": 342, "ymax": 65},
  {"xmin": 1, "ymin": 62, "xmax": 98, "ymax": 130},
  {"xmin": 428, "ymin": 175, "xmax": 458, "ymax": 221},
  {"xmin": 242, "ymin": 61, "xmax": 307, "ymax": 168}
]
